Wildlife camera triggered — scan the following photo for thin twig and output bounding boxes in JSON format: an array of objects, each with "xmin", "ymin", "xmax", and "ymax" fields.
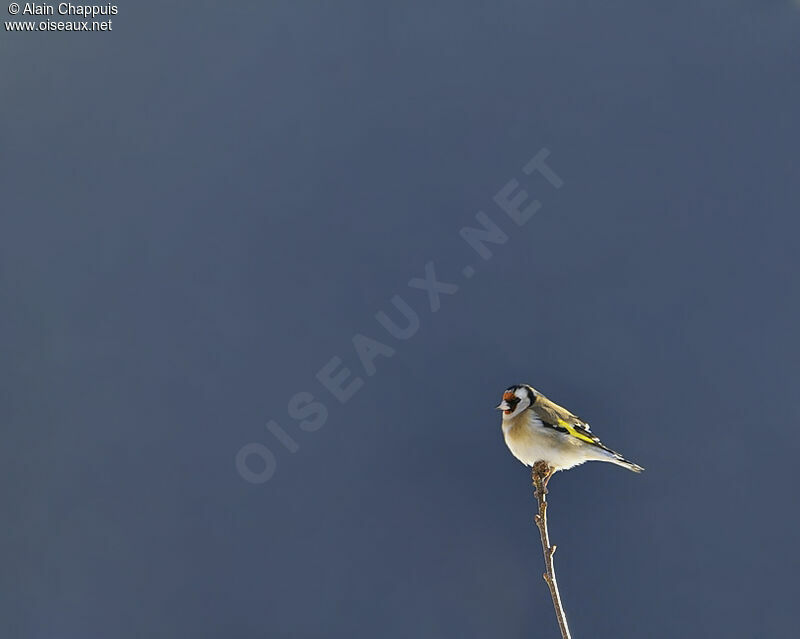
[{"xmin": 532, "ymin": 460, "xmax": 572, "ymax": 639}]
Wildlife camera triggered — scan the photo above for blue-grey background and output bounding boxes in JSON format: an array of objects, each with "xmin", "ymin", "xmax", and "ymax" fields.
[{"xmin": 2, "ymin": 2, "xmax": 799, "ymax": 637}]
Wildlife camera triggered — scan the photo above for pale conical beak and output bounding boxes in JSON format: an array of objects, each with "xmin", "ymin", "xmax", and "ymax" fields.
[{"xmin": 496, "ymin": 401, "xmax": 511, "ymax": 411}]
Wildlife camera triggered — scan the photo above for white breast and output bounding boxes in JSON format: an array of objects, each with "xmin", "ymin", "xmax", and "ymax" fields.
[{"xmin": 502, "ymin": 410, "xmax": 605, "ymax": 471}]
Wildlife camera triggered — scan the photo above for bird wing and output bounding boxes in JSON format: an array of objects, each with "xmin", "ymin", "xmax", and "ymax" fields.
[{"xmin": 531, "ymin": 396, "xmax": 612, "ymax": 451}]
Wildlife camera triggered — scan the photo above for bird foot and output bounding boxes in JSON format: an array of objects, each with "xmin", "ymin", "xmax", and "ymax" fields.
[{"xmin": 532, "ymin": 461, "xmax": 553, "ymax": 493}]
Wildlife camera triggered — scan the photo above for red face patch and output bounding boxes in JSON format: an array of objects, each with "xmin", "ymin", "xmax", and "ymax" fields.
[{"xmin": 503, "ymin": 391, "xmax": 516, "ymax": 401}]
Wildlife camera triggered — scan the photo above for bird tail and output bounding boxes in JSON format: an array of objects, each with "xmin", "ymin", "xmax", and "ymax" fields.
[{"xmin": 609, "ymin": 455, "xmax": 644, "ymax": 473}]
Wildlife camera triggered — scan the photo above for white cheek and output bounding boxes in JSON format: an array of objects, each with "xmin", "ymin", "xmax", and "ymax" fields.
[{"xmin": 509, "ymin": 404, "xmax": 527, "ymax": 419}]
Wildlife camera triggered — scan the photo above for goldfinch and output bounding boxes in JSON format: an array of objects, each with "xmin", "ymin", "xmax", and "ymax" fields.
[{"xmin": 497, "ymin": 384, "xmax": 643, "ymax": 474}]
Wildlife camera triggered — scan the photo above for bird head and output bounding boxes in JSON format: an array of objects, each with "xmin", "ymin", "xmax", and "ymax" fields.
[{"xmin": 496, "ymin": 384, "xmax": 537, "ymax": 419}]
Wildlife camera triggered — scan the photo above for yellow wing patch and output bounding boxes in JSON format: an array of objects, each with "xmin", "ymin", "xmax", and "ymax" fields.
[{"xmin": 557, "ymin": 419, "xmax": 596, "ymax": 444}]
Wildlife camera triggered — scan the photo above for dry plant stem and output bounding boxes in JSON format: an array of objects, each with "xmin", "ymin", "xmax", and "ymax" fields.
[{"xmin": 532, "ymin": 460, "xmax": 572, "ymax": 639}]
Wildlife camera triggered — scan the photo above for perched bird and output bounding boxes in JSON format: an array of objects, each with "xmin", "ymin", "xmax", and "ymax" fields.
[{"xmin": 497, "ymin": 384, "xmax": 643, "ymax": 475}]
